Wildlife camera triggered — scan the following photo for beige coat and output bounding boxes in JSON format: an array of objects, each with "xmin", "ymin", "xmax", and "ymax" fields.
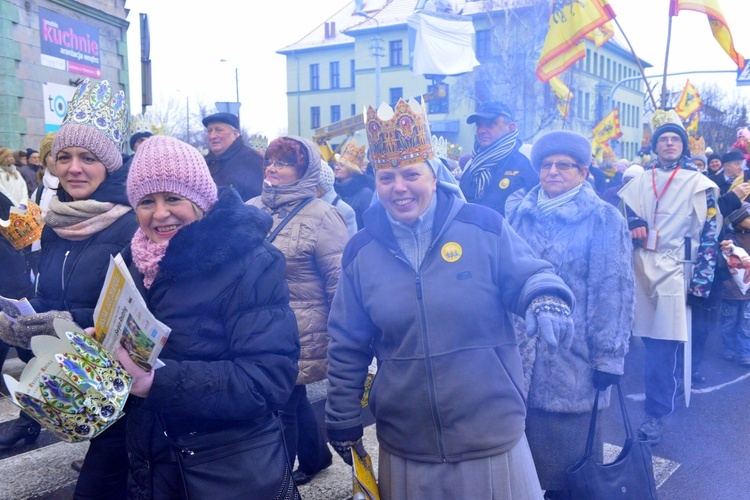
[{"xmin": 248, "ymin": 137, "xmax": 348, "ymax": 385}]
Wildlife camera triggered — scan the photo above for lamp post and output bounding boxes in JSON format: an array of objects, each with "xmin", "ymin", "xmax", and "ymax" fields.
[
  {"xmin": 220, "ymin": 59, "xmax": 240, "ymax": 126},
  {"xmin": 356, "ymin": 11, "xmax": 382, "ymax": 106},
  {"xmin": 177, "ymin": 90, "xmax": 190, "ymax": 145}
]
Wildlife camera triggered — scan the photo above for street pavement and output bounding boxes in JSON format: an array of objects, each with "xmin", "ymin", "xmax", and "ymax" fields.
[{"xmin": 1, "ymin": 327, "xmax": 749, "ymax": 499}]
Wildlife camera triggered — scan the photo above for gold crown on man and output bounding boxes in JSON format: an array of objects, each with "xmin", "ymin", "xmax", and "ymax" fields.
[
  {"xmin": 651, "ymin": 109, "xmax": 685, "ymax": 132},
  {"xmin": 0, "ymin": 201, "xmax": 44, "ymax": 250},
  {"xmin": 365, "ymin": 98, "xmax": 435, "ymax": 169},
  {"xmin": 339, "ymin": 139, "xmax": 367, "ymax": 171}
]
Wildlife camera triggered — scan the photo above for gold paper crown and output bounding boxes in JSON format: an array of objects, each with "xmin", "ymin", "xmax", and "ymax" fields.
[
  {"xmin": 250, "ymin": 134, "xmax": 269, "ymax": 152},
  {"xmin": 431, "ymin": 135, "xmax": 448, "ymax": 159},
  {"xmin": 0, "ymin": 201, "xmax": 44, "ymax": 250},
  {"xmin": 365, "ymin": 98, "xmax": 435, "ymax": 169},
  {"xmin": 447, "ymin": 142, "xmax": 462, "ymax": 161},
  {"xmin": 339, "ymin": 139, "xmax": 367, "ymax": 172},
  {"xmin": 128, "ymin": 114, "xmax": 154, "ymax": 136},
  {"xmin": 651, "ymin": 109, "xmax": 685, "ymax": 132},
  {"xmin": 64, "ymin": 79, "xmax": 129, "ymax": 149},
  {"xmin": 689, "ymin": 135, "xmax": 706, "ymax": 156},
  {"xmin": 3, "ymin": 319, "xmax": 131, "ymax": 443}
]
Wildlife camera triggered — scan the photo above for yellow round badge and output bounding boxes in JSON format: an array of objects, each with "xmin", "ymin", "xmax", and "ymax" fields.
[
  {"xmin": 707, "ymin": 207, "xmax": 717, "ymax": 218},
  {"xmin": 499, "ymin": 178, "xmax": 510, "ymax": 189},
  {"xmin": 441, "ymin": 242, "xmax": 462, "ymax": 262}
]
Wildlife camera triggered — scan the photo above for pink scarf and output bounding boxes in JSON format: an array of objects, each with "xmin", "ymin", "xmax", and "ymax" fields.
[{"xmin": 130, "ymin": 228, "xmax": 169, "ymax": 289}]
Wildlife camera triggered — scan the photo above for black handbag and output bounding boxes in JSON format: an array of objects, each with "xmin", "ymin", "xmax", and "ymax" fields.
[
  {"xmin": 566, "ymin": 382, "xmax": 659, "ymax": 499},
  {"xmin": 159, "ymin": 413, "xmax": 300, "ymax": 500}
]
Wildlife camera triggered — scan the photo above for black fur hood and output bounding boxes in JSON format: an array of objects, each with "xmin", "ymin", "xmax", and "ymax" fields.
[{"xmin": 159, "ymin": 187, "xmax": 272, "ymax": 279}]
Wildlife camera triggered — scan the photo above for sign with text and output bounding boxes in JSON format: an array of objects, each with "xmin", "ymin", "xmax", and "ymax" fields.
[
  {"xmin": 42, "ymin": 82, "xmax": 76, "ymax": 133},
  {"xmin": 738, "ymin": 59, "xmax": 750, "ymax": 87},
  {"xmin": 39, "ymin": 8, "xmax": 101, "ymax": 78}
]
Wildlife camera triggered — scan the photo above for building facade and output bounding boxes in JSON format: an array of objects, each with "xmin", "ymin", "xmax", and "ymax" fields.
[
  {"xmin": 278, "ymin": 0, "xmax": 650, "ymax": 160},
  {"xmin": 0, "ymin": 0, "xmax": 129, "ymax": 150}
]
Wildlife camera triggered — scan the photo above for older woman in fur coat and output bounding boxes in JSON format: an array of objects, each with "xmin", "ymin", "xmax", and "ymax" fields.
[{"xmin": 507, "ymin": 130, "xmax": 635, "ymax": 499}]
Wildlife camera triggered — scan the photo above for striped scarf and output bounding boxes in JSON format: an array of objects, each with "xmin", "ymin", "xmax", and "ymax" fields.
[
  {"xmin": 466, "ymin": 129, "xmax": 519, "ymax": 200},
  {"xmin": 44, "ymin": 195, "xmax": 132, "ymax": 241},
  {"xmin": 537, "ymin": 183, "xmax": 583, "ymax": 217}
]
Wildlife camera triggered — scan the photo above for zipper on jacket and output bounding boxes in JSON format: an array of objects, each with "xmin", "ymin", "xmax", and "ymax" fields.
[
  {"xmin": 415, "ymin": 275, "xmax": 448, "ymax": 461},
  {"xmin": 61, "ymin": 250, "xmax": 70, "ymax": 292}
]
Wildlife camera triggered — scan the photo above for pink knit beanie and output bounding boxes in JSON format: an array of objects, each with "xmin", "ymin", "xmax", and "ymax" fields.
[
  {"xmin": 127, "ymin": 135, "xmax": 218, "ymax": 212},
  {"xmin": 52, "ymin": 124, "xmax": 123, "ymax": 174}
]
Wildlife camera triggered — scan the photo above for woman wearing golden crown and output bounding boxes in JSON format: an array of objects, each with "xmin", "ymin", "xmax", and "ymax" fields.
[
  {"xmin": 0, "ymin": 79, "xmax": 137, "ymax": 498},
  {"xmin": 325, "ymin": 98, "xmax": 576, "ymax": 498}
]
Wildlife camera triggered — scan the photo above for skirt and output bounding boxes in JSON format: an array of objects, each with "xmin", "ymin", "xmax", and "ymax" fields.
[
  {"xmin": 525, "ymin": 408, "xmax": 602, "ymax": 491},
  {"xmin": 378, "ymin": 435, "xmax": 543, "ymax": 499}
]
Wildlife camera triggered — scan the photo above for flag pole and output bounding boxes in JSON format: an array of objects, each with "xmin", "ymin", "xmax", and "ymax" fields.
[
  {"xmin": 563, "ymin": 71, "xmax": 574, "ymax": 129},
  {"xmin": 660, "ymin": 14, "xmax": 674, "ymax": 109},
  {"xmin": 613, "ymin": 18, "xmax": 657, "ymax": 110}
]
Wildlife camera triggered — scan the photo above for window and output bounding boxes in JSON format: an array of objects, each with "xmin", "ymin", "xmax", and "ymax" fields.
[
  {"xmin": 389, "ymin": 40, "xmax": 403, "ymax": 66},
  {"xmin": 311, "ymin": 106, "xmax": 320, "ymax": 129},
  {"xmin": 577, "ymin": 90, "xmax": 583, "ymax": 118},
  {"xmin": 606, "ymin": 59, "xmax": 611, "ymax": 80},
  {"xmin": 330, "ymin": 105, "xmax": 341, "ymax": 123},
  {"xmin": 476, "ymin": 30, "xmax": 491, "ymax": 61},
  {"xmin": 427, "ymin": 83, "xmax": 449, "ymax": 114},
  {"xmin": 585, "ymin": 49, "xmax": 591, "ymax": 72},
  {"xmin": 593, "ymin": 54, "xmax": 598, "ymax": 75},
  {"xmin": 330, "ymin": 61, "xmax": 340, "ymax": 89},
  {"xmin": 351, "ymin": 104, "xmax": 356, "ymax": 116},
  {"xmin": 310, "ymin": 64, "xmax": 319, "ymax": 91},
  {"xmin": 350, "ymin": 59, "xmax": 356, "ymax": 88},
  {"xmin": 585, "ymin": 92, "xmax": 590, "ymax": 120},
  {"xmin": 389, "ymin": 87, "xmax": 403, "ymax": 107}
]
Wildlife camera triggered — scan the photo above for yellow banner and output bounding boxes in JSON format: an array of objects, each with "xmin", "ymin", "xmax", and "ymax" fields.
[
  {"xmin": 592, "ymin": 109, "xmax": 623, "ymax": 145},
  {"xmin": 550, "ymin": 76, "xmax": 573, "ymax": 121},
  {"xmin": 670, "ymin": 0, "xmax": 745, "ymax": 69},
  {"xmin": 686, "ymin": 112, "xmax": 700, "ymax": 137},
  {"xmin": 536, "ymin": 0, "xmax": 616, "ymax": 83},
  {"xmin": 675, "ymin": 79, "xmax": 702, "ymax": 120},
  {"xmin": 585, "ymin": 21, "xmax": 615, "ymax": 50}
]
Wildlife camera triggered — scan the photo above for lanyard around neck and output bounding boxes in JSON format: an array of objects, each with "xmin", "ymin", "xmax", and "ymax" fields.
[{"xmin": 651, "ymin": 165, "xmax": 681, "ymax": 225}]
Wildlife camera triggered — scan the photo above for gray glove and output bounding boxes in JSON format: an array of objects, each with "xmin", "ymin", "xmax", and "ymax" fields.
[
  {"xmin": 0, "ymin": 310, "xmax": 73, "ymax": 349},
  {"xmin": 525, "ymin": 295, "xmax": 574, "ymax": 352}
]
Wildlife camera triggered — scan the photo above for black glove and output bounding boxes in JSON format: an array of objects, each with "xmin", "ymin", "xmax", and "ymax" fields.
[
  {"xmin": 327, "ymin": 424, "xmax": 364, "ymax": 466},
  {"xmin": 329, "ymin": 438, "xmax": 361, "ymax": 466},
  {"xmin": 592, "ymin": 370, "xmax": 620, "ymax": 390}
]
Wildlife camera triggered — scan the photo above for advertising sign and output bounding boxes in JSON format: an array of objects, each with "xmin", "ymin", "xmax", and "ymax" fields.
[
  {"xmin": 39, "ymin": 8, "xmax": 101, "ymax": 78},
  {"xmin": 43, "ymin": 82, "xmax": 76, "ymax": 133}
]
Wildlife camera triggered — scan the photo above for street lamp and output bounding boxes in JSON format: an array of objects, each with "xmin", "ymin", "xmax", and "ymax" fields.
[
  {"xmin": 177, "ymin": 90, "xmax": 190, "ymax": 145},
  {"xmin": 356, "ymin": 11, "xmax": 383, "ymax": 106},
  {"xmin": 220, "ymin": 59, "xmax": 240, "ymax": 126}
]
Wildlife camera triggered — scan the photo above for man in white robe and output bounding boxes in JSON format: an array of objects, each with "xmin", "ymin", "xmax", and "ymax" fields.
[{"xmin": 619, "ymin": 110, "xmax": 720, "ymax": 445}]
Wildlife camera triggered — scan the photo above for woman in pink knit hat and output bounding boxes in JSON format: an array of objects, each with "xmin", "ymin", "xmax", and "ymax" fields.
[{"xmin": 119, "ymin": 134, "xmax": 300, "ymax": 498}]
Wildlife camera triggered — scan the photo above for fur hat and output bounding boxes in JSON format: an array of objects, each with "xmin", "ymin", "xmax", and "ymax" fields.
[
  {"xmin": 39, "ymin": 132, "xmax": 56, "ymax": 167},
  {"xmin": 722, "ymin": 150, "xmax": 745, "ymax": 164},
  {"xmin": 729, "ymin": 202, "xmax": 750, "ymax": 228},
  {"xmin": 318, "ymin": 161, "xmax": 335, "ymax": 193},
  {"xmin": 531, "ymin": 130, "xmax": 591, "ymax": 170},
  {"xmin": 650, "ymin": 109, "xmax": 688, "ymax": 157},
  {"xmin": 0, "ymin": 147, "xmax": 12, "ymax": 166},
  {"xmin": 127, "ymin": 135, "xmax": 218, "ymax": 212}
]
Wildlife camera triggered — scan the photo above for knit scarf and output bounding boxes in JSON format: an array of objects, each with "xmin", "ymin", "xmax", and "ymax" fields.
[
  {"xmin": 1, "ymin": 165, "xmax": 19, "ymax": 181},
  {"xmin": 44, "ymin": 195, "xmax": 132, "ymax": 241},
  {"xmin": 466, "ymin": 129, "xmax": 519, "ymax": 200},
  {"xmin": 537, "ymin": 183, "xmax": 583, "ymax": 217},
  {"xmin": 130, "ymin": 228, "xmax": 169, "ymax": 289}
]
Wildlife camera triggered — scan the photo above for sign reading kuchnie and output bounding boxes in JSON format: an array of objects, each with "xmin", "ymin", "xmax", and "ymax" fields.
[{"xmin": 39, "ymin": 7, "xmax": 101, "ymax": 78}]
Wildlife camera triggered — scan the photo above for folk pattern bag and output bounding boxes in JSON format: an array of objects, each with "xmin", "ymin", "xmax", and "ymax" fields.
[{"xmin": 566, "ymin": 383, "xmax": 659, "ymax": 499}]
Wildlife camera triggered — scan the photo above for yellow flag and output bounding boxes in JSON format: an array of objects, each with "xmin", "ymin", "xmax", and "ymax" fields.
[
  {"xmin": 550, "ymin": 76, "xmax": 573, "ymax": 121},
  {"xmin": 536, "ymin": 0, "xmax": 617, "ymax": 83},
  {"xmin": 675, "ymin": 79, "xmax": 702, "ymax": 120},
  {"xmin": 585, "ymin": 21, "xmax": 615, "ymax": 50},
  {"xmin": 670, "ymin": 0, "xmax": 745, "ymax": 69},
  {"xmin": 686, "ymin": 112, "xmax": 700, "ymax": 137},
  {"xmin": 592, "ymin": 109, "xmax": 623, "ymax": 145}
]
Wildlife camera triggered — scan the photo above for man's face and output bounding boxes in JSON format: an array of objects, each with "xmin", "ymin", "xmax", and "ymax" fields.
[
  {"xmin": 655, "ymin": 132, "xmax": 683, "ymax": 164},
  {"xmin": 205, "ymin": 121, "xmax": 239, "ymax": 156},
  {"xmin": 724, "ymin": 160, "xmax": 743, "ymax": 180},
  {"xmin": 474, "ymin": 116, "xmax": 516, "ymax": 148}
]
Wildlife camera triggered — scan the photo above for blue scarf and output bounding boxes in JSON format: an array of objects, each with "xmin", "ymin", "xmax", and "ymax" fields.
[
  {"xmin": 466, "ymin": 129, "xmax": 519, "ymax": 200},
  {"xmin": 537, "ymin": 184, "xmax": 583, "ymax": 217}
]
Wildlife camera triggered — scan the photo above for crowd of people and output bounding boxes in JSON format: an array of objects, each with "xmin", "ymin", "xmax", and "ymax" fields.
[{"xmin": 0, "ymin": 77, "xmax": 749, "ymax": 499}]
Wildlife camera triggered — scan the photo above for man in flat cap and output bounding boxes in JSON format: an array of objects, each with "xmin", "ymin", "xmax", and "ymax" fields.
[
  {"xmin": 202, "ymin": 112, "xmax": 264, "ymax": 201},
  {"xmin": 459, "ymin": 101, "xmax": 538, "ymax": 216}
]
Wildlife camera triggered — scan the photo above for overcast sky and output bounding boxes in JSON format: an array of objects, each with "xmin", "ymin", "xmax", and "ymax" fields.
[{"xmin": 123, "ymin": 0, "xmax": 750, "ymax": 139}]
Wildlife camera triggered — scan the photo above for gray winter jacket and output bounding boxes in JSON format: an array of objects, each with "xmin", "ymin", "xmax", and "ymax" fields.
[{"xmin": 325, "ymin": 188, "xmax": 574, "ymax": 463}]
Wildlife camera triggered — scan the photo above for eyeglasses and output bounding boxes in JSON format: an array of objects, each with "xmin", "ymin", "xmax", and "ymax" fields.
[
  {"xmin": 657, "ymin": 136, "xmax": 681, "ymax": 144},
  {"xmin": 540, "ymin": 161, "xmax": 579, "ymax": 171},
  {"xmin": 263, "ymin": 159, "xmax": 294, "ymax": 170}
]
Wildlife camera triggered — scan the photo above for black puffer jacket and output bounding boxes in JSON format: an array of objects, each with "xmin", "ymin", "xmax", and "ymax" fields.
[
  {"xmin": 334, "ymin": 174, "xmax": 374, "ymax": 230},
  {"xmin": 204, "ymin": 137, "xmax": 265, "ymax": 202},
  {"xmin": 0, "ymin": 192, "xmax": 33, "ymax": 299},
  {"xmin": 30, "ymin": 165, "xmax": 137, "ymax": 327},
  {"xmin": 124, "ymin": 188, "xmax": 300, "ymax": 499}
]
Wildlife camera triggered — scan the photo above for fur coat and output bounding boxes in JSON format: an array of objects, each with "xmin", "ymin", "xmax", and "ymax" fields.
[{"xmin": 508, "ymin": 182, "xmax": 634, "ymax": 412}]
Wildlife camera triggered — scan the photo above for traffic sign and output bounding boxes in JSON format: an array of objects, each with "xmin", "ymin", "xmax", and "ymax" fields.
[{"xmin": 738, "ymin": 59, "xmax": 750, "ymax": 87}]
